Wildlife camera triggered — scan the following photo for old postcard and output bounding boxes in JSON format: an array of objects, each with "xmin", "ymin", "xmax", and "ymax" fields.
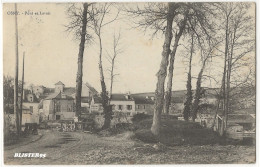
[{"xmin": 2, "ymin": 2, "xmax": 256, "ymax": 165}]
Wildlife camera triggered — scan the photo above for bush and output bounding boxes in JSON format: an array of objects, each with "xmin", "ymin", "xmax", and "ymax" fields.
[
  {"xmin": 98, "ymin": 123, "xmax": 135, "ymax": 136},
  {"xmin": 132, "ymin": 113, "xmax": 152, "ymax": 123}
]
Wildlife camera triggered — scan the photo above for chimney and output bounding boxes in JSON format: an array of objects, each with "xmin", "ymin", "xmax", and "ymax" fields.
[{"xmin": 125, "ymin": 92, "xmax": 131, "ymax": 100}]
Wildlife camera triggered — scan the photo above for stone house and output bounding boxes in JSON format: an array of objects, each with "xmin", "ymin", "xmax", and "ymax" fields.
[
  {"xmin": 22, "ymin": 93, "xmax": 40, "ymax": 125},
  {"xmin": 90, "ymin": 93, "xmax": 136, "ymax": 116},
  {"xmin": 35, "ymin": 81, "xmax": 98, "ymax": 120},
  {"xmin": 43, "ymin": 91, "xmax": 74, "ymax": 120},
  {"xmin": 90, "ymin": 94, "xmax": 136, "ymax": 115},
  {"xmin": 169, "ymin": 96, "xmax": 185, "ymax": 115},
  {"xmin": 132, "ymin": 95, "xmax": 154, "ymax": 115},
  {"xmin": 110, "ymin": 94, "xmax": 136, "ymax": 116},
  {"xmin": 90, "ymin": 93, "xmax": 156, "ymax": 116},
  {"xmin": 215, "ymin": 109, "xmax": 255, "ymax": 140}
]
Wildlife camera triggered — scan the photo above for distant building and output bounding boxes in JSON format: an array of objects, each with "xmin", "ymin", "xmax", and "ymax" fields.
[
  {"xmin": 90, "ymin": 93, "xmax": 155, "ymax": 116},
  {"xmin": 43, "ymin": 91, "xmax": 74, "ymax": 120},
  {"xmin": 90, "ymin": 94, "xmax": 136, "ymax": 116},
  {"xmin": 215, "ymin": 109, "xmax": 255, "ymax": 140},
  {"xmin": 22, "ymin": 93, "xmax": 40, "ymax": 125},
  {"xmin": 90, "ymin": 96, "xmax": 103, "ymax": 114},
  {"xmin": 30, "ymin": 81, "xmax": 98, "ymax": 120},
  {"xmin": 132, "ymin": 95, "xmax": 154, "ymax": 115},
  {"xmin": 110, "ymin": 93, "xmax": 136, "ymax": 116}
]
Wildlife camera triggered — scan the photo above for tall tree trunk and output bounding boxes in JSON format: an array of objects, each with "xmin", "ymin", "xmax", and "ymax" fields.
[
  {"xmin": 192, "ymin": 58, "xmax": 207, "ymax": 122},
  {"xmin": 98, "ymin": 32, "xmax": 111, "ymax": 129},
  {"xmin": 75, "ymin": 3, "xmax": 88, "ymax": 120},
  {"xmin": 164, "ymin": 9, "xmax": 188, "ymax": 115},
  {"xmin": 225, "ymin": 29, "xmax": 236, "ymax": 131},
  {"xmin": 19, "ymin": 52, "xmax": 25, "ymax": 128},
  {"xmin": 183, "ymin": 35, "xmax": 194, "ymax": 121},
  {"xmin": 163, "ymin": 33, "xmax": 182, "ymax": 114},
  {"xmin": 109, "ymin": 57, "xmax": 115, "ymax": 103},
  {"xmin": 220, "ymin": 16, "xmax": 229, "ymax": 136},
  {"xmin": 14, "ymin": 3, "xmax": 20, "ymax": 136},
  {"xmin": 151, "ymin": 3, "xmax": 175, "ymax": 136}
]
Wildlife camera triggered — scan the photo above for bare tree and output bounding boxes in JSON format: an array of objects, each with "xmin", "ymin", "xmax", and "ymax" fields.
[
  {"xmin": 106, "ymin": 32, "xmax": 122, "ymax": 102},
  {"xmin": 90, "ymin": 3, "xmax": 119, "ymax": 129},
  {"xmin": 127, "ymin": 2, "xmax": 214, "ymax": 136},
  {"xmin": 66, "ymin": 3, "xmax": 89, "ymax": 119},
  {"xmin": 19, "ymin": 52, "xmax": 25, "ymax": 128},
  {"xmin": 150, "ymin": 3, "xmax": 178, "ymax": 136},
  {"xmin": 212, "ymin": 2, "xmax": 254, "ymax": 135},
  {"xmin": 164, "ymin": 11, "xmax": 188, "ymax": 115},
  {"xmin": 192, "ymin": 39, "xmax": 220, "ymax": 122},
  {"xmin": 164, "ymin": 2, "xmax": 215, "ymax": 116},
  {"xmin": 14, "ymin": 3, "xmax": 20, "ymax": 135},
  {"xmin": 183, "ymin": 34, "xmax": 194, "ymax": 121}
]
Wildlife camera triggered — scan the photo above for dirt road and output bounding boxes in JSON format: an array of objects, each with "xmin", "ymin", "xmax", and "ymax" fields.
[{"xmin": 4, "ymin": 130, "xmax": 255, "ymax": 165}]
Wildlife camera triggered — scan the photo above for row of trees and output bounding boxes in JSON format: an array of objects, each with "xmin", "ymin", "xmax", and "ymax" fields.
[
  {"xmin": 67, "ymin": 3, "xmax": 121, "ymax": 129},
  {"xmin": 9, "ymin": 3, "xmax": 254, "ymax": 137},
  {"xmin": 126, "ymin": 2, "xmax": 254, "ymax": 136},
  {"xmin": 66, "ymin": 2, "xmax": 254, "ymax": 135}
]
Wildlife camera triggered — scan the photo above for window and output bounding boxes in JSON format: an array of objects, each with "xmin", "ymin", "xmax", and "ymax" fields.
[
  {"xmin": 118, "ymin": 105, "xmax": 123, "ymax": 110},
  {"xmin": 56, "ymin": 115, "xmax": 60, "ymax": 120},
  {"xmin": 24, "ymin": 110, "xmax": 30, "ymax": 114},
  {"xmin": 30, "ymin": 106, "xmax": 33, "ymax": 113},
  {"xmin": 127, "ymin": 105, "xmax": 132, "ymax": 110},
  {"xmin": 143, "ymin": 105, "xmax": 146, "ymax": 109},
  {"xmin": 137, "ymin": 105, "xmax": 140, "ymax": 109},
  {"xmin": 56, "ymin": 103, "xmax": 61, "ymax": 112}
]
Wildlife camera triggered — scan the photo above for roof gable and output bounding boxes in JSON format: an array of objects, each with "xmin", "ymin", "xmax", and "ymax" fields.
[
  {"xmin": 85, "ymin": 82, "xmax": 98, "ymax": 94},
  {"xmin": 45, "ymin": 92, "xmax": 61, "ymax": 100},
  {"xmin": 111, "ymin": 94, "xmax": 134, "ymax": 101},
  {"xmin": 55, "ymin": 81, "xmax": 65, "ymax": 85}
]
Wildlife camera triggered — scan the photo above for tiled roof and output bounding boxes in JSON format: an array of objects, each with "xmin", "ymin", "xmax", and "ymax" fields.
[
  {"xmin": 43, "ymin": 88, "xmax": 55, "ymax": 94},
  {"xmin": 6, "ymin": 104, "xmax": 30, "ymax": 111},
  {"xmin": 131, "ymin": 95, "xmax": 154, "ymax": 104},
  {"xmin": 111, "ymin": 94, "xmax": 134, "ymax": 101},
  {"xmin": 45, "ymin": 92, "xmax": 74, "ymax": 100},
  {"xmin": 171, "ymin": 96, "xmax": 184, "ymax": 103},
  {"xmin": 232, "ymin": 108, "xmax": 256, "ymax": 115},
  {"xmin": 23, "ymin": 93, "xmax": 39, "ymax": 103},
  {"xmin": 86, "ymin": 82, "xmax": 98, "ymax": 95},
  {"xmin": 228, "ymin": 114, "xmax": 255, "ymax": 124},
  {"xmin": 45, "ymin": 91, "xmax": 61, "ymax": 100},
  {"xmin": 63, "ymin": 87, "xmax": 76, "ymax": 96},
  {"xmin": 55, "ymin": 81, "xmax": 65, "ymax": 85}
]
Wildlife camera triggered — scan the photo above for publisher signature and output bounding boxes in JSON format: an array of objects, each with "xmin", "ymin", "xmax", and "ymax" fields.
[{"xmin": 7, "ymin": 10, "xmax": 51, "ymax": 15}]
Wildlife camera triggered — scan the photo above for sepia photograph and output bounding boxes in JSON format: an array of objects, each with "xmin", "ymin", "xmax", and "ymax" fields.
[{"xmin": 2, "ymin": 1, "xmax": 257, "ymax": 165}]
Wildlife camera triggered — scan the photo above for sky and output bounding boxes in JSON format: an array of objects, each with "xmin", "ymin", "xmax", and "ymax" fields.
[{"xmin": 3, "ymin": 3, "xmax": 255, "ymax": 94}]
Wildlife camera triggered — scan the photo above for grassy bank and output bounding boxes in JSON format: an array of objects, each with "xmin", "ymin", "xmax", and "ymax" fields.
[{"xmin": 134, "ymin": 116, "xmax": 221, "ymax": 146}]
